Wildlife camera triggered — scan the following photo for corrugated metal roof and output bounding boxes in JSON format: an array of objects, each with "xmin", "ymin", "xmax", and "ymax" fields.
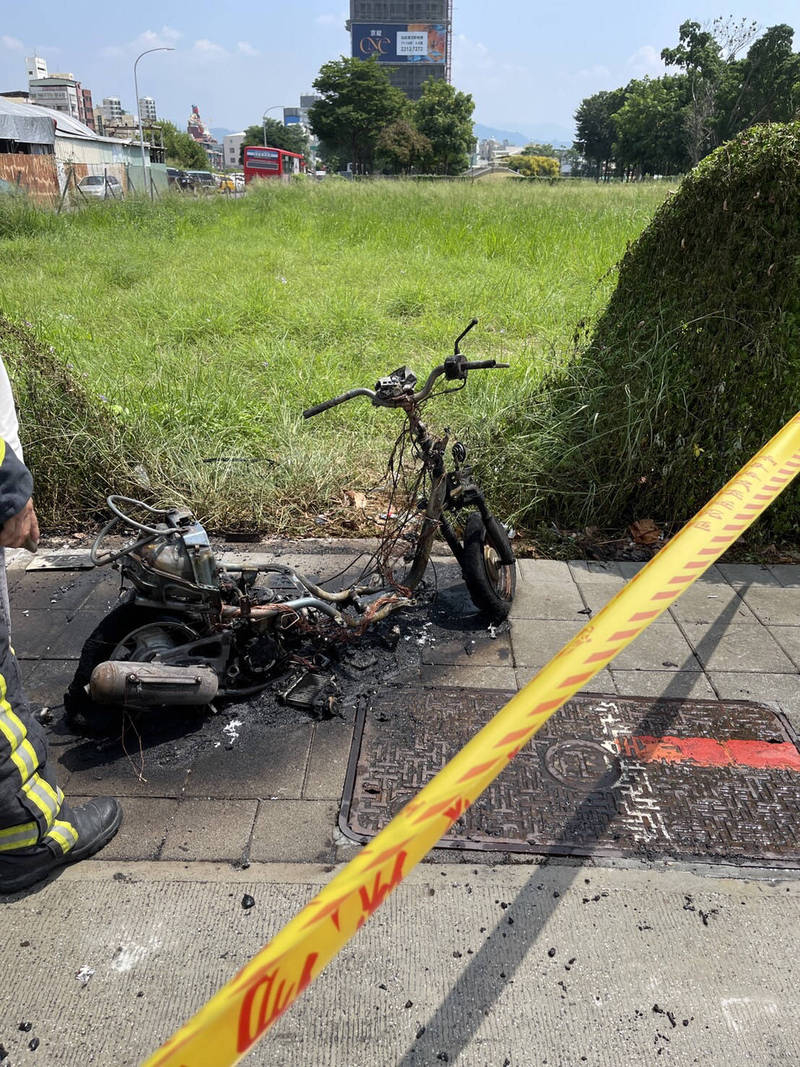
[
  {"xmin": 0, "ymin": 97, "xmax": 139, "ymax": 145},
  {"xmin": 0, "ymin": 97, "xmax": 55, "ymax": 144}
]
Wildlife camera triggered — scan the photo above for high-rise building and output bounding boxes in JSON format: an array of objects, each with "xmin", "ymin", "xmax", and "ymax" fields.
[
  {"xmin": 28, "ymin": 73, "xmax": 81, "ymax": 120},
  {"xmin": 347, "ymin": 1, "xmax": 451, "ymax": 100},
  {"xmin": 26, "ymin": 56, "xmax": 95, "ymax": 130},
  {"xmin": 139, "ymin": 96, "xmax": 157, "ymax": 123},
  {"xmin": 100, "ymin": 96, "xmax": 124, "ymax": 121},
  {"xmin": 25, "ymin": 55, "xmax": 48, "ymax": 82}
]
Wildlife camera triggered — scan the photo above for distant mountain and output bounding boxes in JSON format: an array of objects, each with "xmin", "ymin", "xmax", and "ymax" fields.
[
  {"xmin": 210, "ymin": 126, "xmax": 236, "ymax": 143},
  {"xmin": 474, "ymin": 121, "xmax": 575, "ymax": 148},
  {"xmin": 473, "ymin": 123, "xmax": 528, "ymax": 145}
]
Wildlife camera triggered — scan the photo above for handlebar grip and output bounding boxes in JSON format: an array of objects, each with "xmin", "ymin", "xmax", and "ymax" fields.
[
  {"xmin": 463, "ymin": 359, "xmax": 497, "ymax": 370},
  {"xmin": 303, "ymin": 394, "xmax": 350, "ymax": 419}
]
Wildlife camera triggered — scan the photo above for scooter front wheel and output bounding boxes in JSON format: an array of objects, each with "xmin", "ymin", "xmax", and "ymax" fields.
[{"xmin": 460, "ymin": 511, "xmax": 516, "ymax": 622}]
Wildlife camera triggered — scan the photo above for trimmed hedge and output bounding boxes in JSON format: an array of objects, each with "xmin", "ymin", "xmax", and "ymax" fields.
[{"xmin": 485, "ymin": 122, "xmax": 800, "ymax": 540}]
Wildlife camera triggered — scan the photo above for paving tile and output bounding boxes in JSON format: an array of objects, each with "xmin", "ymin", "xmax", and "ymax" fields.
[
  {"xmin": 303, "ymin": 719, "xmax": 354, "ymax": 800},
  {"xmin": 19, "ymin": 658, "xmax": 74, "ymax": 709},
  {"xmin": 184, "ymin": 723, "xmax": 313, "ymax": 800},
  {"xmin": 5, "ymin": 548, "xmax": 31, "ymax": 571},
  {"xmin": 510, "ymin": 578, "xmax": 585, "ymax": 620},
  {"xmin": 91, "ymin": 796, "xmax": 180, "ymax": 861},
  {"xmin": 610, "ymin": 670, "xmax": 717, "ymax": 700},
  {"xmin": 610, "ymin": 624, "xmax": 700, "ymax": 671},
  {"xmin": 419, "ymin": 664, "xmax": 517, "ymax": 689},
  {"xmin": 161, "ymin": 798, "xmax": 258, "ymax": 861},
  {"xmin": 250, "ymin": 799, "xmax": 337, "ymax": 862},
  {"xmin": 617, "ymin": 562, "xmax": 646, "ymax": 578},
  {"xmin": 8, "ymin": 608, "xmax": 69, "ymax": 659},
  {"xmin": 772, "ymin": 565, "xmax": 800, "ymax": 587},
  {"xmin": 46, "ymin": 608, "xmax": 112, "ymax": 658},
  {"xmin": 668, "ymin": 583, "xmax": 756, "ymax": 625},
  {"xmin": 515, "ymin": 666, "xmax": 615, "ymax": 694},
  {"xmin": 575, "ymin": 586, "xmax": 627, "ymax": 614},
  {"xmin": 766, "ymin": 627, "xmax": 800, "ymax": 671},
  {"xmin": 79, "ymin": 578, "xmax": 128, "ymax": 615},
  {"xmin": 510, "ymin": 619, "xmax": 583, "ymax": 669},
  {"xmin": 55, "ymin": 741, "xmax": 191, "ymax": 798},
  {"xmin": 422, "ymin": 632, "xmax": 513, "ymax": 666},
  {"xmin": 738, "ymin": 587, "xmax": 800, "ymax": 626},
  {"xmin": 680, "ymin": 623, "xmax": 797, "ymax": 673},
  {"xmin": 568, "ymin": 561, "xmax": 625, "ymax": 579},
  {"xmin": 516, "ymin": 559, "xmax": 573, "ymax": 584},
  {"xmin": 707, "ymin": 672, "xmax": 800, "ymax": 724},
  {"xmin": 717, "ymin": 563, "xmax": 781, "ymax": 589},
  {"xmin": 11, "ymin": 570, "xmax": 105, "ymax": 613}
]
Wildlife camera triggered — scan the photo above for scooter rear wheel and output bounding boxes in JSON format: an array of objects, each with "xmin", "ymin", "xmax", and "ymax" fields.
[{"xmin": 63, "ymin": 601, "xmax": 197, "ymax": 736}]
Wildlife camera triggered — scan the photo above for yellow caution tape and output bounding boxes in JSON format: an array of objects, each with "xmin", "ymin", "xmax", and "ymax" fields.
[{"xmin": 145, "ymin": 411, "xmax": 800, "ymax": 1067}]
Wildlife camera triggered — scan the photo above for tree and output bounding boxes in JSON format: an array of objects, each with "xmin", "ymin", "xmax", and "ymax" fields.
[
  {"xmin": 573, "ymin": 18, "xmax": 800, "ymax": 177},
  {"xmin": 240, "ymin": 119, "xmax": 308, "ymax": 164},
  {"xmin": 159, "ymin": 120, "xmax": 208, "ymax": 169},
  {"xmin": 522, "ymin": 142, "xmax": 557, "ymax": 158},
  {"xmin": 717, "ymin": 24, "xmax": 800, "ymax": 137},
  {"xmin": 309, "ymin": 57, "xmax": 407, "ymax": 173},
  {"xmin": 506, "ymin": 154, "xmax": 560, "ymax": 177},
  {"xmin": 412, "ymin": 78, "xmax": 475, "ymax": 174},
  {"xmin": 612, "ymin": 76, "xmax": 691, "ymax": 176},
  {"xmin": 574, "ymin": 88, "xmax": 627, "ymax": 177},
  {"xmin": 375, "ymin": 119, "xmax": 432, "ymax": 173}
]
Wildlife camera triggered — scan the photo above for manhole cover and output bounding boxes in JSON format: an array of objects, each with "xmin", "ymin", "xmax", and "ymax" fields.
[{"xmin": 340, "ymin": 687, "xmax": 800, "ymax": 865}]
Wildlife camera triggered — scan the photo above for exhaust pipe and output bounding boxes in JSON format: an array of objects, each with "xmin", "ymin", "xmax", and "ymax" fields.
[{"xmin": 89, "ymin": 661, "xmax": 219, "ymax": 707}]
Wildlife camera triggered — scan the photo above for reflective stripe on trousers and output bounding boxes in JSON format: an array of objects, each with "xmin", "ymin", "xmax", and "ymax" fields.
[{"xmin": 0, "ymin": 557, "xmax": 77, "ymax": 855}]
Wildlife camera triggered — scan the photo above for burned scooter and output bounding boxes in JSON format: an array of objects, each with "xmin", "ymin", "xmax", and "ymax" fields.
[
  {"xmin": 64, "ymin": 496, "xmax": 412, "ymax": 735},
  {"xmin": 65, "ymin": 321, "xmax": 517, "ymax": 734}
]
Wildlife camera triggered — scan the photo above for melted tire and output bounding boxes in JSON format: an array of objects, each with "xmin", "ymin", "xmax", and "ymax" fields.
[
  {"xmin": 461, "ymin": 511, "xmax": 517, "ymax": 622},
  {"xmin": 63, "ymin": 601, "xmax": 193, "ymax": 737}
]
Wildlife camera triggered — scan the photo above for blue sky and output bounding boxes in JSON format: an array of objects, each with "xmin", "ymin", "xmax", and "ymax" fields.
[{"xmin": 1, "ymin": 1, "xmax": 797, "ymax": 140}]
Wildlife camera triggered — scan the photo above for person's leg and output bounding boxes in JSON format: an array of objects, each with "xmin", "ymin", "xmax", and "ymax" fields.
[{"xmin": 0, "ymin": 556, "xmax": 121, "ymax": 893}]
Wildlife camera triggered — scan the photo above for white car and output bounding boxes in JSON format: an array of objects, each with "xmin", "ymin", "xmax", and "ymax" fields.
[{"xmin": 78, "ymin": 175, "xmax": 124, "ymax": 199}]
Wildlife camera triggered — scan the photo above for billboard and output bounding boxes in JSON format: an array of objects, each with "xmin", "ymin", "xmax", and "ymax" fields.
[{"xmin": 351, "ymin": 23, "xmax": 447, "ymax": 64}]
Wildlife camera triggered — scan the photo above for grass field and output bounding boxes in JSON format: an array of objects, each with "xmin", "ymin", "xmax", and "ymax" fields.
[{"xmin": 0, "ymin": 178, "xmax": 670, "ymax": 533}]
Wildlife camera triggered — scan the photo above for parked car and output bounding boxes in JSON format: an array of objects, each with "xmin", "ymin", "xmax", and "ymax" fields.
[
  {"xmin": 214, "ymin": 173, "xmax": 236, "ymax": 193},
  {"xmin": 185, "ymin": 170, "xmax": 216, "ymax": 193},
  {"xmin": 215, "ymin": 174, "xmax": 235, "ymax": 193},
  {"xmin": 78, "ymin": 174, "xmax": 124, "ymax": 199},
  {"xmin": 166, "ymin": 167, "xmax": 192, "ymax": 191}
]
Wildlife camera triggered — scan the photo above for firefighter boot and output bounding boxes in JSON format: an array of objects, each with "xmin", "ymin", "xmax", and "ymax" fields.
[{"xmin": 0, "ymin": 796, "xmax": 122, "ymax": 894}]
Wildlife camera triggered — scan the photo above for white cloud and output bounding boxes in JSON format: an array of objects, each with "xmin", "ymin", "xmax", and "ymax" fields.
[
  {"xmin": 1, "ymin": 35, "xmax": 24, "ymax": 52},
  {"xmin": 626, "ymin": 45, "xmax": 664, "ymax": 78},
  {"xmin": 237, "ymin": 41, "xmax": 258, "ymax": 56},
  {"xmin": 193, "ymin": 39, "xmax": 228, "ymax": 57},
  {"xmin": 575, "ymin": 64, "xmax": 611, "ymax": 81},
  {"xmin": 101, "ymin": 27, "xmax": 182, "ymax": 58}
]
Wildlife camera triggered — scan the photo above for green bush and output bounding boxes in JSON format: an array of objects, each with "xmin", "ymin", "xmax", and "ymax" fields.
[
  {"xmin": 0, "ymin": 316, "xmax": 136, "ymax": 528},
  {"xmin": 481, "ymin": 122, "xmax": 800, "ymax": 541},
  {"xmin": 506, "ymin": 154, "xmax": 560, "ymax": 178}
]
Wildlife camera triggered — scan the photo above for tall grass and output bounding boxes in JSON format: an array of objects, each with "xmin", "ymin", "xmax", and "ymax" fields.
[{"xmin": 0, "ymin": 179, "xmax": 668, "ymax": 532}]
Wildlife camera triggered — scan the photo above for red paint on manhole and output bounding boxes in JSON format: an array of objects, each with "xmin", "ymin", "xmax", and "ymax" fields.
[{"xmin": 615, "ymin": 735, "xmax": 800, "ymax": 772}]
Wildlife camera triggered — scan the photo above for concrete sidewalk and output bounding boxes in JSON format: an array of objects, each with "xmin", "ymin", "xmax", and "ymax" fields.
[{"xmin": 1, "ymin": 544, "xmax": 799, "ymax": 1065}]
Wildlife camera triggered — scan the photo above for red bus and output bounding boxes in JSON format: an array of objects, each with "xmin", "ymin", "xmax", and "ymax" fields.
[{"xmin": 243, "ymin": 145, "xmax": 305, "ymax": 184}]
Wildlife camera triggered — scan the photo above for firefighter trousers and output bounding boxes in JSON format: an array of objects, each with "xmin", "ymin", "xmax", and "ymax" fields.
[{"xmin": 0, "ymin": 551, "xmax": 76, "ymax": 856}]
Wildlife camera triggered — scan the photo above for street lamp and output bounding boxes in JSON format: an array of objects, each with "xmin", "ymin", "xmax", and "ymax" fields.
[
  {"xmin": 133, "ymin": 46, "xmax": 174, "ymax": 198},
  {"xmin": 262, "ymin": 106, "xmax": 285, "ymax": 146}
]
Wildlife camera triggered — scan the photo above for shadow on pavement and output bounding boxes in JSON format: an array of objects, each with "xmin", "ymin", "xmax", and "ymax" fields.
[{"xmin": 398, "ymin": 588, "xmax": 750, "ymax": 1066}]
